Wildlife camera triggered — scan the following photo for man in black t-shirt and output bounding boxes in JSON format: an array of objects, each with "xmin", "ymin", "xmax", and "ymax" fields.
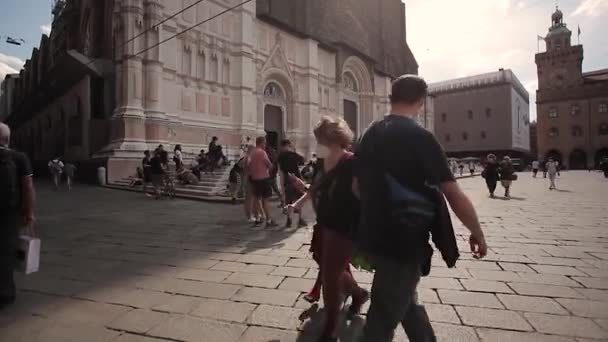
[
  {"xmin": 0, "ymin": 123, "xmax": 36, "ymax": 310},
  {"xmin": 142, "ymin": 150, "xmax": 152, "ymax": 196},
  {"xmin": 149, "ymin": 150, "xmax": 164, "ymax": 199},
  {"xmin": 356, "ymin": 76, "xmax": 487, "ymax": 342},
  {"xmin": 277, "ymin": 139, "xmax": 306, "ymax": 227}
]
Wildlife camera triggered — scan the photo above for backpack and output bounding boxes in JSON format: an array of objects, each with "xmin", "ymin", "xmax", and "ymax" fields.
[
  {"xmin": 49, "ymin": 160, "xmax": 62, "ymax": 173},
  {"xmin": 0, "ymin": 149, "xmax": 20, "ymax": 211}
]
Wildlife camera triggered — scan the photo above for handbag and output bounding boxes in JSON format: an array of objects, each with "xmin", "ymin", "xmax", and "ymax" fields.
[
  {"xmin": 510, "ymin": 174, "xmax": 518, "ymax": 181},
  {"xmin": 384, "ymin": 173, "xmax": 436, "ymax": 229},
  {"xmin": 16, "ymin": 235, "xmax": 40, "ymax": 274}
]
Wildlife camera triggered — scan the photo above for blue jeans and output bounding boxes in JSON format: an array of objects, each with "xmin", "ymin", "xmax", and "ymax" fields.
[{"xmin": 360, "ymin": 256, "xmax": 436, "ymax": 342}]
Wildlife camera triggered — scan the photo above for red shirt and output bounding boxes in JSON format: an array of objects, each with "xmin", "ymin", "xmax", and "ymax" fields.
[{"xmin": 248, "ymin": 147, "xmax": 272, "ymax": 180}]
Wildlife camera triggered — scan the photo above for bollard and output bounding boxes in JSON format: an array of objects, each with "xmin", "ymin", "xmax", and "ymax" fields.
[{"xmin": 97, "ymin": 166, "xmax": 107, "ymax": 186}]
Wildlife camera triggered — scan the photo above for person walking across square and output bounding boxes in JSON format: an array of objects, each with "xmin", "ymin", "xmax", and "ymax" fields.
[
  {"xmin": 546, "ymin": 158, "xmax": 558, "ymax": 190},
  {"xmin": 248, "ymin": 137, "xmax": 278, "ymax": 227},
  {"xmin": 0, "ymin": 123, "xmax": 36, "ymax": 310},
  {"xmin": 356, "ymin": 75, "xmax": 487, "ymax": 342}
]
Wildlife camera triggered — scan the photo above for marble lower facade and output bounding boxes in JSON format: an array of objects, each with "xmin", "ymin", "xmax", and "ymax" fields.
[{"xmin": 7, "ymin": 1, "xmax": 430, "ymax": 183}]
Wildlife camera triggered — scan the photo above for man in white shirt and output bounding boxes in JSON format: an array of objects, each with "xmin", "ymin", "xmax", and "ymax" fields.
[
  {"xmin": 532, "ymin": 160, "xmax": 540, "ymax": 178},
  {"xmin": 546, "ymin": 158, "xmax": 558, "ymax": 190},
  {"xmin": 48, "ymin": 158, "xmax": 64, "ymax": 190}
]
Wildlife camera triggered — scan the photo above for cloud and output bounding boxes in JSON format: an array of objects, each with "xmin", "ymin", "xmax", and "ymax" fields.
[
  {"xmin": 0, "ymin": 53, "xmax": 24, "ymax": 81},
  {"xmin": 40, "ymin": 24, "xmax": 51, "ymax": 35},
  {"xmin": 572, "ymin": 0, "xmax": 608, "ymax": 17}
]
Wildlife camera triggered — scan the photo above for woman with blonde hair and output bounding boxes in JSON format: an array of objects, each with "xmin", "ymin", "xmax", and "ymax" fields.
[{"xmin": 288, "ymin": 115, "xmax": 368, "ymax": 342}]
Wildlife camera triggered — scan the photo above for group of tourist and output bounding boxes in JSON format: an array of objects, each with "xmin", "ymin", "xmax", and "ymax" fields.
[
  {"xmin": 47, "ymin": 157, "xmax": 76, "ymax": 191},
  {"xmin": 136, "ymin": 137, "xmax": 233, "ymax": 198},
  {"xmin": 271, "ymin": 75, "xmax": 488, "ymax": 341},
  {"xmin": 140, "ymin": 144, "xmax": 174, "ymax": 199},
  {"xmin": 450, "ymin": 159, "xmax": 478, "ymax": 177},
  {"xmin": 481, "ymin": 155, "xmax": 517, "ymax": 198}
]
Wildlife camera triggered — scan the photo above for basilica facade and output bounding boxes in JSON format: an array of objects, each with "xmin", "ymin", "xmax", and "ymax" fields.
[{"xmin": 3, "ymin": 0, "xmax": 421, "ymax": 182}]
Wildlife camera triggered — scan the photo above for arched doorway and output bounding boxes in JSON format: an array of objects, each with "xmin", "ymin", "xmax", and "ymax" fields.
[
  {"xmin": 545, "ymin": 149, "xmax": 562, "ymax": 164},
  {"xmin": 264, "ymin": 104, "xmax": 283, "ymax": 150},
  {"xmin": 263, "ymin": 82, "xmax": 285, "ymax": 151},
  {"xmin": 595, "ymin": 148, "xmax": 608, "ymax": 168},
  {"xmin": 569, "ymin": 149, "xmax": 587, "ymax": 170},
  {"xmin": 341, "ymin": 57, "xmax": 373, "ymax": 135},
  {"xmin": 343, "ymin": 99, "xmax": 358, "ymax": 138}
]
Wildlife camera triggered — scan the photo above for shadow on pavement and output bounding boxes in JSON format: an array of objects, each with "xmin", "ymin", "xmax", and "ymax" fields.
[
  {"xmin": 1, "ymin": 180, "xmax": 315, "ymax": 339},
  {"xmin": 295, "ymin": 303, "xmax": 366, "ymax": 342},
  {"xmin": 492, "ymin": 196, "xmax": 527, "ymax": 201}
]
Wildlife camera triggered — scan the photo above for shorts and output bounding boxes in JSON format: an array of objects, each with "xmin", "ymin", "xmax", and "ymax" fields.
[
  {"xmin": 251, "ymin": 178, "xmax": 272, "ymax": 199},
  {"xmin": 501, "ymin": 180, "xmax": 512, "ymax": 188},
  {"xmin": 284, "ymin": 181, "xmax": 304, "ymax": 204}
]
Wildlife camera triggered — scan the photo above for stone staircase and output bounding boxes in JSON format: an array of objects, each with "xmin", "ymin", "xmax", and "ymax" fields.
[{"xmin": 107, "ymin": 163, "xmax": 238, "ymax": 202}]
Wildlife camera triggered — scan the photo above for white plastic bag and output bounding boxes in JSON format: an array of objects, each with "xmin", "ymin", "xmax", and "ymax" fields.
[{"xmin": 16, "ymin": 235, "xmax": 40, "ymax": 274}]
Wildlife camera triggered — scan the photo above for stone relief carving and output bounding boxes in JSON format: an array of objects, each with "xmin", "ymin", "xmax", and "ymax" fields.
[
  {"xmin": 343, "ymin": 72, "xmax": 358, "ymax": 92},
  {"xmin": 264, "ymin": 83, "xmax": 283, "ymax": 99}
]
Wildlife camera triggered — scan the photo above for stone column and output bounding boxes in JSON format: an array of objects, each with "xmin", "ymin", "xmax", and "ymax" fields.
[
  {"xmin": 110, "ymin": 0, "xmax": 146, "ymax": 150},
  {"xmin": 300, "ymin": 39, "xmax": 320, "ymax": 156},
  {"xmin": 233, "ymin": 2, "xmax": 257, "ymax": 135},
  {"xmin": 102, "ymin": 0, "xmax": 148, "ymax": 183},
  {"xmin": 142, "ymin": 0, "xmax": 168, "ymax": 146}
]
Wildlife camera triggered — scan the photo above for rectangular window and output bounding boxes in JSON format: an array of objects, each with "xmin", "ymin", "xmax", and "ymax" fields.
[
  {"xmin": 571, "ymin": 105, "xmax": 580, "ymax": 116},
  {"xmin": 549, "ymin": 108, "xmax": 558, "ymax": 118},
  {"xmin": 600, "ymin": 103, "xmax": 608, "ymax": 113}
]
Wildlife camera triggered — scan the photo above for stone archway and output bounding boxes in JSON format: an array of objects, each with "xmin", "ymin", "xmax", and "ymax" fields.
[
  {"xmin": 568, "ymin": 149, "xmax": 587, "ymax": 170},
  {"xmin": 595, "ymin": 148, "xmax": 608, "ymax": 168},
  {"xmin": 261, "ymin": 80, "xmax": 288, "ymax": 149},
  {"xmin": 260, "ymin": 67, "xmax": 295, "ymax": 129},
  {"xmin": 545, "ymin": 149, "xmax": 562, "ymax": 166},
  {"xmin": 341, "ymin": 56, "xmax": 373, "ymax": 137}
]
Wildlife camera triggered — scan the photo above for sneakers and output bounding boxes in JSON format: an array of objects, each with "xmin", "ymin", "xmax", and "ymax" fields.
[{"xmin": 348, "ymin": 288, "xmax": 370, "ymax": 318}]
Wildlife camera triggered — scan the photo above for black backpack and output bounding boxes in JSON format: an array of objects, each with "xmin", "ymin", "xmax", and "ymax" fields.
[{"xmin": 0, "ymin": 149, "xmax": 20, "ymax": 211}]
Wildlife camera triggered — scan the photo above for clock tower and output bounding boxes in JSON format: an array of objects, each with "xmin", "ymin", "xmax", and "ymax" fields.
[{"xmin": 535, "ymin": 6, "xmax": 584, "ymax": 91}]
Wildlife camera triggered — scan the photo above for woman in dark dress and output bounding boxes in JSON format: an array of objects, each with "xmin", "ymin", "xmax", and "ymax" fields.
[
  {"xmin": 288, "ymin": 116, "xmax": 368, "ymax": 342},
  {"xmin": 482, "ymin": 153, "xmax": 500, "ymax": 198}
]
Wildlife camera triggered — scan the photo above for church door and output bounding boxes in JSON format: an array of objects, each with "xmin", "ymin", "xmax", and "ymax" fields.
[
  {"xmin": 343, "ymin": 100, "xmax": 358, "ymax": 139},
  {"xmin": 264, "ymin": 104, "xmax": 283, "ymax": 151}
]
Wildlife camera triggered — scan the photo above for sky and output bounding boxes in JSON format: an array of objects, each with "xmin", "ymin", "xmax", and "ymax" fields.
[
  {"xmin": 405, "ymin": 0, "xmax": 608, "ymax": 121},
  {"xmin": 1, "ymin": 0, "xmax": 607, "ymax": 121}
]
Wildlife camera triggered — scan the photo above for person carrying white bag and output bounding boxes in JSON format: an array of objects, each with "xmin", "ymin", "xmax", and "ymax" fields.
[{"xmin": 0, "ymin": 123, "xmax": 37, "ymax": 311}]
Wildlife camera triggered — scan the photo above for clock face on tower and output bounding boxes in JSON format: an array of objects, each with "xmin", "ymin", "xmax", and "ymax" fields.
[{"xmin": 550, "ymin": 68, "xmax": 568, "ymax": 88}]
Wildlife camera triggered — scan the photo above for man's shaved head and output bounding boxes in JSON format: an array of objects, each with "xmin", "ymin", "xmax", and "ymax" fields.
[{"xmin": 0, "ymin": 123, "xmax": 10, "ymax": 147}]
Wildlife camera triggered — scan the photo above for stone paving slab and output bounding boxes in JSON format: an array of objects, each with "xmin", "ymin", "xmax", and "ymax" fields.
[{"xmin": 1, "ymin": 172, "xmax": 607, "ymax": 341}]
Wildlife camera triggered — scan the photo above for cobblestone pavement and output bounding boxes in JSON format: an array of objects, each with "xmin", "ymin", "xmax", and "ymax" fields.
[{"xmin": 1, "ymin": 171, "xmax": 607, "ymax": 342}]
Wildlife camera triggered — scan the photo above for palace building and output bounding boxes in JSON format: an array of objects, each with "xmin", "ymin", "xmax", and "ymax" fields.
[
  {"xmin": 1, "ymin": 0, "xmax": 422, "ymax": 183},
  {"xmin": 429, "ymin": 69, "xmax": 531, "ymax": 160},
  {"xmin": 535, "ymin": 7, "xmax": 608, "ymax": 169}
]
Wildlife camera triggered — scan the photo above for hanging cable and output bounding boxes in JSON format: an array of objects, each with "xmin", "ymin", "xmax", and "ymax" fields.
[
  {"xmin": 132, "ymin": 0, "xmax": 252, "ymax": 58},
  {"xmin": 121, "ymin": 0, "xmax": 208, "ymax": 49}
]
